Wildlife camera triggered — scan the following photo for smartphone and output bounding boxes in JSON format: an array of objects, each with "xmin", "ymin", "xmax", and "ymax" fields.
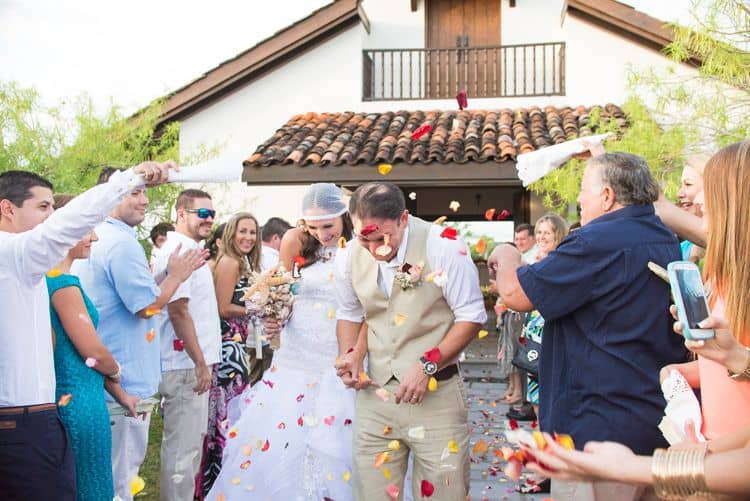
[{"xmin": 667, "ymin": 261, "xmax": 715, "ymax": 340}]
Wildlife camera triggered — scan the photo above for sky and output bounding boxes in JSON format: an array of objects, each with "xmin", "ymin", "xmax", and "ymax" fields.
[{"xmin": 0, "ymin": 0, "xmax": 692, "ymax": 114}]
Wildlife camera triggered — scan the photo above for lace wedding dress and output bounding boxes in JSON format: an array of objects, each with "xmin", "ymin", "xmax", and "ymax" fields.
[{"xmin": 207, "ymin": 249, "xmax": 355, "ymax": 501}]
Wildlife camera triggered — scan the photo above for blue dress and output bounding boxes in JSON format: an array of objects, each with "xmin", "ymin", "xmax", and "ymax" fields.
[{"xmin": 48, "ymin": 273, "xmax": 114, "ymax": 501}]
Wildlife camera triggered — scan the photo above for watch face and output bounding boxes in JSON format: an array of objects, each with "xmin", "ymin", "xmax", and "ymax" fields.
[{"xmin": 424, "ymin": 360, "xmax": 438, "ymax": 375}]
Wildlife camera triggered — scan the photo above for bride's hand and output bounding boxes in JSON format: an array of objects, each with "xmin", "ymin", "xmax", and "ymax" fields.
[
  {"xmin": 335, "ymin": 350, "xmax": 370, "ymax": 390},
  {"xmin": 263, "ymin": 317, "xmax": 282, "ymax": 340}
]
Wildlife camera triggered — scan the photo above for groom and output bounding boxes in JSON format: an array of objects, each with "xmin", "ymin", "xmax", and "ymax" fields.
[{"xmin": 334, "ymin": 182, "xmax": 486, "ymax": 500}]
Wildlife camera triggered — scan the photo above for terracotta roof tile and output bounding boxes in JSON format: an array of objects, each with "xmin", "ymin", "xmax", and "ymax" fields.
[{"xmin": 244, "ymin": 104, "xmax": 626, "ymax": 168}]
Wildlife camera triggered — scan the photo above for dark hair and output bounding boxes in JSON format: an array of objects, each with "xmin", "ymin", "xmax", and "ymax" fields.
[
  {"xmin": 514, "ymin": 223, "xmax": 534, "ymax": 236},
  {"xmin": 149, "ymin": 222, "xmax": 174, "ymax": 244},
  {"xmin": 568, "ymin": 221, "xmax": 581, "ymax": 233},
  {"xmin": 53, "ymin": 193, "xmax": 75, "ymax": 210},
  {"xmin": 97, "ymin": 166, "xmax": 126, "ymax": 185},
  {"xmin": 299, "ymin": 213, "xmax": 354, "ymax": 268},
  {"xmin": 204, "ymin": 223, "xmax": 226, "ymax": 261},
  {"xmin": 589, "ymin": 152, "xmax": 660, "ymax": 206},
  {"xmin": 175, "ymin": 189, "xmax": 212, "ymax": 210},
  {"xmin": 349, "ymin": 182, "xmax": 405, "ymax": 220},
  {"xmin": 261, "ymin": 217, "xmax": 293, "ymax": 242},
  {"xmin": 0, "ymin": 170, "xmax": 54, "ymax": 206}
]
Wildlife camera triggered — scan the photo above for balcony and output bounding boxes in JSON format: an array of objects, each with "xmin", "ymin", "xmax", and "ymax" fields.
[{"xmin": 362, "ymin": 42, "xmax": 565, "ymax": 101}]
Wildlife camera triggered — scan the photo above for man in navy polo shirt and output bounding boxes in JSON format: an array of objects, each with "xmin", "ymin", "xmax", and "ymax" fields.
[{"xmin": 494, "ymin": 152, "xmax": 689, "ymax": 500}]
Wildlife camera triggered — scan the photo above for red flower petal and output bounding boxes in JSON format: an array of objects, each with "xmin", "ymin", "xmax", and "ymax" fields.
[
  {"xmin": 423, "ymin": 347, "xmax": 442, "ymax": 364},
  {"xmin": 496, "ymin": 209, "xmax": 511, "ymax": 220},
  {"xmin": 262, "ymin": 379, "xmax": 274, "ymax": 388},
  {"xmin": 261, "ymin": 439, "xmax": 270, "ymax": 452},
  {"xmin": 509, "ymin": 418, "xmax": 519, "ymax": 430},
  {"xmin": 296, "ymin": 394, "xmax": 304, "ymax": 402},
  {"xmin": 456, "ymin": 89, "xmax": 468, "ymax": 111},
  {"xmin": 293, "ymin": 255, "xmax": 306, "ymax": 268},
  {"xmin": 439, "ymin": 227, "xmax": 457, "ymax": 240},
  {"xmin": 298, "ymin": 416, "xmax": 304, "ymax": 427},
  {"xmin": 412, "ymin": 124, "xmax": 433, "ymax": 141},
  {"xmin": 361, "ymin": 224, "xmax": 378, "ymax": 236},
  {"xmin": 484, "ymin": 208, "xmax": 496, "ymax": 221},
  {"xmin": 420, "ymin": 479, "xmax": 435, "ymax": 497},
  {"xmin": 277, "ymin": 422, "xmax": 286, "ymax": 429},
  {"xmin": 344, "ymin": 418, "xmax": 352, "ymax": 426}
]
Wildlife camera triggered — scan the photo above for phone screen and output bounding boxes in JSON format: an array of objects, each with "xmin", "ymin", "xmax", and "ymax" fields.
[{"xmin": 675, "ymin": 267, "xmax": 710, "ymax": 329}]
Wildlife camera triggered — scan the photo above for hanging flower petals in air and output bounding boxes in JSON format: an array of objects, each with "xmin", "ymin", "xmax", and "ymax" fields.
[
  {"xmin": 130, "ymin": 476, "xmax": 146, "ymax": 496},
  {"xmin": 408, "ymin": 191, "xmax": 417, "ymax": 200},
  {"xmin": 58, "ymin": 393, "xmax": 73, "ymax": 407},
  {"xmin": 383, "ymin": 425, "xmax": 393, "ymax": 435},
  {"xmin": 421, "ymin": 479, "xmax": 436, "ymax": 497},
  {"xmin": 440, "ymin": 227, "xmax": 458, "ymax": 240},
  {"xmin": 144, "ymin": 306, "xmax": 161, "ymax": 317},
  {"xmin": 497, "ymin": 209, "xmax": 511, "ymax": 220},
  {"xmin": 242, "ymin": 444, "xmax": 253, "ymax": 456},
  {"xmin": 423, "ymin": 347, "xmax": 441, "ymax": 364},
  {"xmin": 261, "ymin": 439, "xmax": 270, "ymax": 452},
  {"xmin": 448, "ymin": 200, "xmax": 461, "ymax": 212},
  {"xmin": 359, "ymin": 372, "xmax": 372, "ymax": 384},
  {"xmin": 344, "ymin": 418, "xmax": 352, "ymax": 426},
  {"xmin": 375, "ymin": 234, "xmax": 392, "ymax": 257},
  {"xmin": 232, "ymin": 333, "xmax": 242, "ymax": 343},
  {"xmin": 378, "ymin": 163, "xmax": 393, "ymax": 176},
  {"xmin": 484, "ymin": 208, "xmax": 496, "ymax": 221},
  {"xmin": 447, "ymin": 440, "xmax": 459, "ymax": 454},
  {"xmin": 296, "ymin": 394, "xmax": 305, "ymax": 402},
  {"xmin": 277, "ymin": 422, "xmax": 286, "ymax": 430},
  {"xmin": 427, "ymin": 377, "xmax": 438, "ymax": 391},
  {"xmin": 375, "ymin": 451, "xmax": 391, "ymax": 468},
  {"xmin": 388, "ymin": 440, "xmax": 401, "ymax": 451},
  {"xmin": 327, "ymin": 308, "xmax": 336, "ymax": 320},
  {"xmin": 262, "ymin": 379, "xmax": 274, "ymax": 388},
  {"xmin": 338, "ymin": 237, "xmax": 347, "ymax": 248},
  {"xmin": 145, "ymin": 328, "xmax": 156, "ymax": 343},
  {"xmin": 386, "ymin": 483, "xmax": 400, "ymax": 500},
  {"xmin": 393, "ymin": 313, "xmax": 408, "ymax": 327},
  {"xmin": 533, "ymin": 431, "xmax": 547, "ymax": 450},
  {"xmin": 475, "ymin": 238, "xmax": 486, "ymax": 255},
  {"xmin": 85, "ymin": 357, "xmax": 98, "ymax": 368},
  {"xmin": 472, "ymin": 439, "xmax": 489, "ymax": 455},
  {"xmin": 477, "ymin": 329, "xmax": 489, "ymax": 339},
  {"xmin": 375, "ymin": 388, "xmax": 391, "ymax": 402},
  {"xmin": 343, "ymin": 470, "xmax": 351, "ymax": 482},
  {"xmin": 240, "ymin": 460, "xmax": 251, "ymax": 470},
  {"xmin": 411, "ymin": 124, "xmax": 432, "ymax": 141},
  {"xmin": 46, "ymin": 268, "xmax": 63, "ymax": 278},
  {"xmin": 408, "ymin": 426, "xmax": 425, "ymax": 439},
  {"xmin": 433, "ymin": 216, "xmax": 447, "ymax": 225},
  {"xmin": 228, "ymin": 428, "xmax": 238, "ymax": 439},
  {"xmin": 554, "ymin": 433, "xmax": 576, "ymax": 450},
  {"xmin": 383, "ymin": 467, "xmax": 391, "ymax": 479},
  {"xmin": 458, "ymin": 246, "xmax": 468, "ymax": 255},
  {"xmin": 456, "ymin": 88, "xmax": 468, "ymax": 110},
  {"xmin": 324, "ymin": 416, "xmax": 335, "ymax": 426},
  {"xmin": 361, "ymin": 224, "xmax": 378, "ymax": 237},
  {"xmin": 293, "ymin": 255, "xmax": 306, "ymax": 269},
  {"xmin": 297, "ymin": 416, "xmax": 304, "ymax": 427}
]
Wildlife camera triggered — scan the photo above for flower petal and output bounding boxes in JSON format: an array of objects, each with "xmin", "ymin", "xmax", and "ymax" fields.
[
  {"xmin": 439, "ymin": 228, "xmax": 458, "ymax": 240},
  {"xmin": 448, "ymin": 200, "xmax": 461, "ymax": 212},
  {"xmin": 420, "ymin": 479, "xmax": 435, "ymax": 497},
  {"xmin": 484, "ymin": 208, "xmax": 496, "ymax": 221},
  {"xmin": 378, "ymin": 163, "xmax": 393, "ymax": 176}
]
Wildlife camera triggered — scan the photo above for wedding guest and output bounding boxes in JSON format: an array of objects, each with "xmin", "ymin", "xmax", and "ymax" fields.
[
  {"xmin": 149, "ymin": 221, "xmax": 174, "ymax": 271},
  {"xmin": 260, "ymin": 216, "xmax": 292, "ymax": 271},
  {"xmin": 205, "ymin": 223, "xmax": 226, "ymax": 275},
  {"xmin": 495, "ymin": 152, "xmax": 690, "ymax": 500},
  {"xmin": 514, "ymin": 223, "xmax": 537, "ymax": 263},
  {"xmin": 197, "ymin": 212, "xmax": 260, "ymax": 498},
  {"xmin": 0, "ymin": 162, "xmax": 173, "ymax": 500},
  {"xmin": 72, "ymin": 167, "xmax": 202, "ymax": 501},
  {"xmin": 48, "ymin": 194, "xmax": 138, "ymax": 501},
  {"xmin": 154, "ymin": 189, "xmax": 221, "ymax": 501}
]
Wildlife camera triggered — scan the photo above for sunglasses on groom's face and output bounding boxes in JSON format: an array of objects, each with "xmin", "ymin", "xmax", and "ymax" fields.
[{"xmin": 185, "ymin": 208, "xmax": 216, "ymax": 219}]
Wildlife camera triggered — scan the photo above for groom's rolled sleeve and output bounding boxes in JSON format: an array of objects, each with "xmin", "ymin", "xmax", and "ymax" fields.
[
  {"xmin": 429, "ymin": 228, "xmax": 487, "ymax": 324},
  {"xmin": 334, "ymin": 243, "xmax": 364, "ymax": 322}
]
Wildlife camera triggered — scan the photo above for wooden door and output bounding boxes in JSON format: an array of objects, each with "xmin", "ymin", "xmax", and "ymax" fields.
[{"xmin": 426, "ymin": 0, "xmax": 500, "ymax": 98}]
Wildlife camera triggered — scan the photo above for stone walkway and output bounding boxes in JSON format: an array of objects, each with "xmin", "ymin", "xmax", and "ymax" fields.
[{"xmin": 462, "ymin": 328, "xmax": 548, "ymax": 501}]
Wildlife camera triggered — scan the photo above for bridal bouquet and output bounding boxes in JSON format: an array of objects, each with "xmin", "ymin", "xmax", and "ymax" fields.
[{"xmin": 241, "ymin": 266, "xmax": 299, "ymax": 350}]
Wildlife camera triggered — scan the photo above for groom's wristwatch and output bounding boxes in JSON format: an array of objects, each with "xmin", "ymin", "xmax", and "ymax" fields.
[{"xmin": 419, "ymin": 356, "xmax": 438, "ymax": 376}]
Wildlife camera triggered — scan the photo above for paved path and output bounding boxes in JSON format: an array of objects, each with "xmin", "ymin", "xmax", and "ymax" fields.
[{"xmin": 462, "ymin": 328, "xmax": 548, "ymax": 501}]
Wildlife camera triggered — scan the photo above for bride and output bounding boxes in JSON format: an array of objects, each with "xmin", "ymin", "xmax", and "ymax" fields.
[{"xmin": 207, "ymin": 183, "xmax": 357, "ymax": 501}]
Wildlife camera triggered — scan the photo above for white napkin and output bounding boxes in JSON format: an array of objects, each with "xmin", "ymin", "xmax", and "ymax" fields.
[
  {"xmin": 131, "ymin": 153, "xmax": 244, "ymax": 187},
  {"xmin": 515, "ymin": 132, "xmax": 613, "ymax": 186},
  {"xmin": 658, "ymin": 369, "xmax": 706, "ymax": 445}
]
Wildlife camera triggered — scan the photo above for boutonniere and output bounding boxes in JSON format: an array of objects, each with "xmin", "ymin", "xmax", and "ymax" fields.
[{"xmin": 394, "ymin": 261, "xmax": 424, "ymax": 290}]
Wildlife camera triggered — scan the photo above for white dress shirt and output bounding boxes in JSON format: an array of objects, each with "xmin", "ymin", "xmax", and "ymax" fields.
[
  {"xmin": 155, "ymin": 231, "xmax": 221, "ymax": 371},
  {"xmin": 335, "ymin": 224, "xmax": 487, "ymax": 325},
  {"xmin": 0, "ymin": 169, "xmax": 141, "ymax": 406},
  {"xmin": 260, "ymin": 245, "xmax": 280, "ymax": 272}
]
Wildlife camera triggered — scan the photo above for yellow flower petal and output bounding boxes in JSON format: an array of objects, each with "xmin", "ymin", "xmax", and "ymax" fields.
[
  {"xmin": 130, "ymin": 475, "xmax": 145, "ymax": 496},
  {"xmin": 144, "ymin": 306, "xmax": 161, "ymax": 317},
  {"xmin": 478, "ymin": 329, "xmax": 489, "ymax": 339},
  {"xmin": 387, "ymin": 440, "xmax": 400, "ymax": 451},
  {"xmin": 343, "ymin": 470, "xmax": 351, "ymax": 482},
  {"xmin": 231, "ymin": 477, "xmax": 241, "ymax": 485},
  {"xmin": 433, "ymin": 216, "xmax": 447, "ymax": 225},
  {"xmin": 378, "ymin": 163, "xmax": 393, "ymax": 176},
  {"xmin": 338, "ymin": 237, "xmax": 347, "ymax": 248},
  {"xmin": 427, "ymin": 376, "xmax": 438, "ymax": 392},
  {"xmin": 57, "ymin": 393, "xmax": 73, "ymax": 407},
  {"xmin": 393, "ymin": 313, "xmax": 407, "ymax": 326},
  {"xmin": 327, "ymin": 308, "xmax": 336, "ymax": 320},
  {"xmin": 46, "ymin": 268, "xmax": 62, "ymax": 278},
  {"xmin": 383, "ymin": 467, "xmax": 391, "ymax": 479},
  {"xmin": 375, "ymin": 451, "xmax": 391, "ymax": 468},
  {"xmin": 447, "ymin": 439, "xmax": 459, "ymax": 453}
]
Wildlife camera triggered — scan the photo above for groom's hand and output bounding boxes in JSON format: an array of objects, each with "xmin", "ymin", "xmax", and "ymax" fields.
[
  {"xmin": 395, "ymin": 363, "xmax": 429, "ymax": 405},
  {"xmin": 335, "ymin": 350, "xmax": 370, "ymax": 390}
]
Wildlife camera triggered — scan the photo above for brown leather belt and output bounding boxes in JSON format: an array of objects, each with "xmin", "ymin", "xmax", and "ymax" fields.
[
  {"xmin": 0, "ymin": 403, "xmax": 57, "ymax": 416},
  {"xmin": 434, "ymin": 363, "xmax": 459, "ymax": 381}
]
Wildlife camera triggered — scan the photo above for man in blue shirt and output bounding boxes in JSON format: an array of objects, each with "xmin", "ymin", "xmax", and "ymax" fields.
[
  {"xmin": 494, "ymin": 152, "xmax": 689, "ymax": 500},
  {"xmin": 73, "ymin": 167, "xmax": 202, "ymax": 501}
]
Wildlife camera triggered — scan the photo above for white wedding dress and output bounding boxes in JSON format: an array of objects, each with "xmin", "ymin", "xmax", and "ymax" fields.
[{"xmin": 207, "ymin": 249, "xmax": 355, "ymax": 501}]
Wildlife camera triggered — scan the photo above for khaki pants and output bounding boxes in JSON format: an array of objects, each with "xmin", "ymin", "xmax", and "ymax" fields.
[
  {"xmin": 353, "ymin": 376, "xmax": 470, "ymax": 501},
  {"xmin": 108, "ymin": 399, "xmax": 157, "ymax": 501},
  {"xmin": 159, "ymin": 369, "xmax": 209, "ymax": 501},
  {"xmin": 552, "ymin": 479, "xmax": 661, "ymax": 501}
]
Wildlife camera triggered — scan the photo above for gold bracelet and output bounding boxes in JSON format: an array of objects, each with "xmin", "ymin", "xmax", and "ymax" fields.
[
  {"xmin": 727, "ymin": 346, "xmax": 750, "ymax": 380},
  {"xmin": 652, "ymin": 447, "xmax": 709, "ymax": 500}
]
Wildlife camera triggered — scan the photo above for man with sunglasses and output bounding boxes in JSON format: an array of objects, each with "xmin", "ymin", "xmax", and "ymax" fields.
[
  {"xmin": 153, "ymin": 188, "xmax": 221, "ymax": 501},
  {"xmin": 72, "ymin": 167, "xmax": 205, "ymax": 501}
]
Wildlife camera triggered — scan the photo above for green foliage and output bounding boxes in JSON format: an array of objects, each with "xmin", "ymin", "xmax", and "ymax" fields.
[
  {"xmin": 0, "ymin": 80, "xmax": 181, "ymax": 229},
  {"xmin": 527, "ymin": 97, "xmax": 687, "ymax": 215}
]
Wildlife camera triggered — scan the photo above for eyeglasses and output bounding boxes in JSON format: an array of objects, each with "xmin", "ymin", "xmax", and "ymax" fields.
[{"xmin": 185, "ymin": 208, "xmax": 216, "ymax": 219}]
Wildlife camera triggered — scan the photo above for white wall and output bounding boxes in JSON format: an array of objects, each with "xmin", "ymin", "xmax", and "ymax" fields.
[{"xmin": 178, "ymin": 1, "xmax": 699, "ymax": 225}]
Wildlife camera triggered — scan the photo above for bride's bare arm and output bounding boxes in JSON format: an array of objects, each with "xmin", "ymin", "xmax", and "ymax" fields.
[{"xmin": 278, "ymin": 227, "xmax": 306, "ymax": 272}]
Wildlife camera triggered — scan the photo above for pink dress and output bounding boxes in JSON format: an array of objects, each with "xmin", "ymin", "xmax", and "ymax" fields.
[{"xmin": 698, "ymin": 297, "xmax": 750, "ymax": 439}]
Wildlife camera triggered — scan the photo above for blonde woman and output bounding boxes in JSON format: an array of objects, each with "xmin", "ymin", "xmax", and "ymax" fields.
[{"xmin": 198, "ymin": 212, "xmax": 260, "ymax": 499}]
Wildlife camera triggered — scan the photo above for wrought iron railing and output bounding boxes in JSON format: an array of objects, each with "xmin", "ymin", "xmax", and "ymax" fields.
[{"xmin": 362, "ymin": 42, "xmax": 565, "ymax": 101}]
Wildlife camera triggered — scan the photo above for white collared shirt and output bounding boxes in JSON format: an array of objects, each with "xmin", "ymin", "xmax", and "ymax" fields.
[
  {"xmin": 0, "ymin": 169, "xmax": 141, "ymax": 406},
  {"xmin": 155, "ymin": 231, "xmax": 221, "ymax": 371},
  {"xmin": 335, "ymin": 223, "xmax": 487, "ymax": 325},
  {"xmin": 260, "ymin": 245, "xmax": 280, "ymax": 272}
]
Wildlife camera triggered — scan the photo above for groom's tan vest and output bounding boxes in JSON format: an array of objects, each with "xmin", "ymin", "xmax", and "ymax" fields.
[{"xmin": 351, "ymin": 216, "xmax": 455, "ymax": 386}]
